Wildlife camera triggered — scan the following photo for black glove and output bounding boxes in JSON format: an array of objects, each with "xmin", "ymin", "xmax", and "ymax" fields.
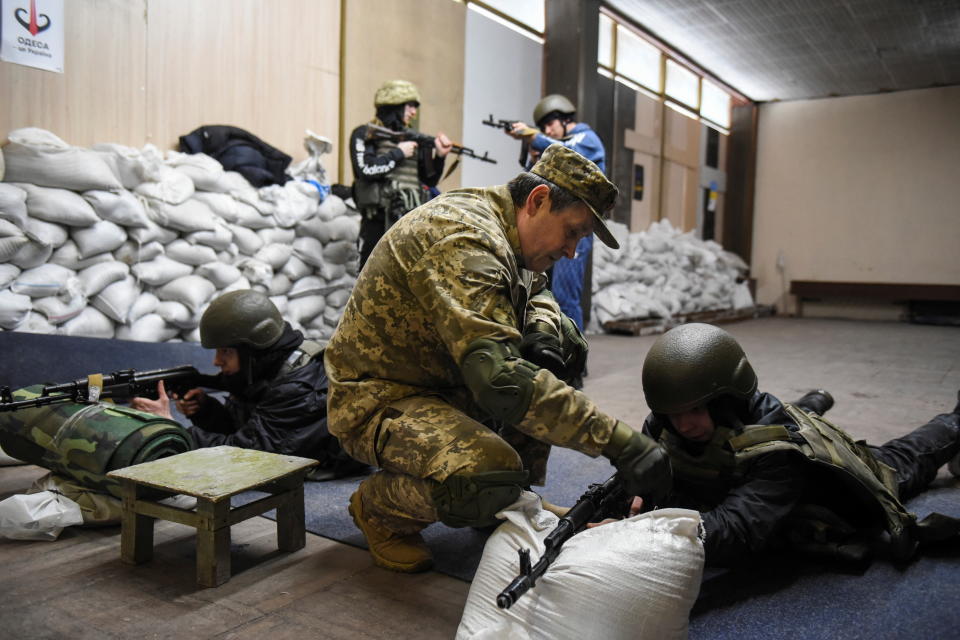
[
  {"xmin": 519, "ymin": 327, "xmax": 566, "ymax": 379},
  {"xmin": 558, "ymin": 314, "xmax": 588, "ymax": 380},
  {"xmin": 604, "ymin": 422, "xmax": 672, "ymax": 506}
]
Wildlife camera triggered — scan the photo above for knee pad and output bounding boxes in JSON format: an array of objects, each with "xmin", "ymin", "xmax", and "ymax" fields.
[
  {"xmin": 461, "ymin": 338, "xmax": 539, "ymax": 425},
  {"xmin": 432, "ymin": 469, "xmax": 529, "ymax": 528}
]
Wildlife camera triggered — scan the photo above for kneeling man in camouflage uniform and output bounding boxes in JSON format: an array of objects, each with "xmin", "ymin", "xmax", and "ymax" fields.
[{"xmin": 324, "ymin": 144, "xmax": 672, "ymax": 572}]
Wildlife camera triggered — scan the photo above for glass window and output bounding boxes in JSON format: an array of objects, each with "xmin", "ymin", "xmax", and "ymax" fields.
[
  {"xmin": 478, "ymin": 0, "xmax": 544, "ymax": 34},
  {"xmin": 598, "ymin": 13, "xmax": 614, "ymax": 69},
  {"xmin": 665, "ymin": 59, "xmax": 699, "ymax": 109},
  {"xmin": 701, "ymin": 78, "xmax": 731, "ymax": 128},
  {"xmin": 615, "ymin": 25, "xmax": 660, "ymax": 91}
]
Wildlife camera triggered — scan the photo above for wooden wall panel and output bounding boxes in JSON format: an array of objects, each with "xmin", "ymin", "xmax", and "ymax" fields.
[
  {"xmin": 145, "ymin": 0, "xmax": 340, "ymax": 169},
  {"xmin": 0, "ymin": 0, "xmax": 148, "ymax": 147},
  {"xmin": 340, "ymin": 0, "xmax": 466, "ymax": 186}
]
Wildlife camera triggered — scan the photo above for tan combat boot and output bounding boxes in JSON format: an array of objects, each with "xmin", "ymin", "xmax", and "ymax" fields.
[{"xmin": 348, "ymin": 490, "xmax": 433, "ymax": 573}]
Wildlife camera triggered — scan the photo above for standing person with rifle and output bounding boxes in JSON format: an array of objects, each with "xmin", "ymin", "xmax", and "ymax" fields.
[
  {"xmin": 131, "ymin": 290, "xmax": 367, "ymax": 480},
  {"xmin": 503, "ymin": 95, "xmax": 607, "ymax": 387},
  {"xmin": 325, "ymin": 144, "xmax": 672, "ymax": 573},
  {"xmin": 350, "ymin": 79, "xmax": 454, "ymax": 269}
]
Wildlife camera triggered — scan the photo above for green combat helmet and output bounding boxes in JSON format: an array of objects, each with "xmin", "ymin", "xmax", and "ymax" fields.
[
  {"xmin": 199, "ymin": 290, "xmax": 284, "ymax": 350},
  {"xmin": 642, "ymin": 323, "xmax": 758, "ymax": 414},
  {"xmin": 374, "ymin": 79, "xmax": 421, "ymax": 107},
  {"xmin": 533, "ymin": 94, "xmax": 576, "ymax": 128}
]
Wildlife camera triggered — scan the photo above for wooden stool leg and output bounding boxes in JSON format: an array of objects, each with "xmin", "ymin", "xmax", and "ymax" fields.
[
  {"xmin": 276, "ymin": 479, "xmax": 306, "ymax": 552},
  {"xmin": 196, "ymin": 499, "xmax": 231, "ymax": 588},
  {"xmin": 119, "ymin": 480, "xmax": 154, "ymax": 565}
]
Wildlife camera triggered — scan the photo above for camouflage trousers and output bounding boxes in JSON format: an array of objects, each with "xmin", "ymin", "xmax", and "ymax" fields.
[{"xmin": 340, "ymin": 394, "xmax": 550, "ymax": 535}]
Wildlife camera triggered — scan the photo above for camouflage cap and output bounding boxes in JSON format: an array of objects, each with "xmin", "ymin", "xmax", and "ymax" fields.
[
  {"xmin": 374, "ymin": 79, "xmax": 421, "ymax": 107},
  {"xmin": 530, "ymin": 144, "xmax": 620, "ymax": 249}
]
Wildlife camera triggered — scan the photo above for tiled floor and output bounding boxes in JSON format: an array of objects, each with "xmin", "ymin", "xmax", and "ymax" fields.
[{"xmin": 1, "ymin": 317, "xmax": 957, "ymax": 638}]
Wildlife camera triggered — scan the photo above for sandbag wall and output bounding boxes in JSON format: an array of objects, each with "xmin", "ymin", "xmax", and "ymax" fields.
[
  {"xmin": 0, "ymin": 128, "xmax": 359, "ymax": 342},
  {"xmin": 590, "ymin": 219, "xmax": 753, "ymax": 330}
]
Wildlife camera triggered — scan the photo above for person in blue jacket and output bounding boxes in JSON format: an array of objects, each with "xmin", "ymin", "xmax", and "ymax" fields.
[{"xmin": 506, "ymin": 94, "xmax": 607, "ymax": 386}]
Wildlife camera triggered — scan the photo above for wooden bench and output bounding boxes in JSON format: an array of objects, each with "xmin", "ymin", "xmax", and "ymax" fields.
[{"xmin": 108, "ymin": 446, "xmax": 317, "ymax": 587}]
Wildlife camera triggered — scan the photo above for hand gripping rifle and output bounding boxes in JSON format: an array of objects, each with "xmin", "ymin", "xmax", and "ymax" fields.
[
  {"xmin": 366, "ymin": 124, "xmax": 496, "ymax": 180},
  {"xmin": 496, "ymin": 473, "xmax": 629, "ymax": 609},
  {"xmin": 481, "ymin": 114, "xmax": 537, "ymax": 168},
  {"xmin": 0, "ymin": 365, "xmax": 225, "ymax": 412}
]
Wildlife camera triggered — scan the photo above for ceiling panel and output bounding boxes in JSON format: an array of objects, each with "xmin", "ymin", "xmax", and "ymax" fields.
[{"xmin": 605, "ymin": 0, "xmax": 960, "ymax": 101}]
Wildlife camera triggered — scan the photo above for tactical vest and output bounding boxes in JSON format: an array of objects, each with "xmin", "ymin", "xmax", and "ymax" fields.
[
  {"xmin": 354, "ymin": 135, "xmax": 428, "ymax": 225},
  {"xmin": 659, "ymin": 403, "xmax": 918, "ymax": 560}
]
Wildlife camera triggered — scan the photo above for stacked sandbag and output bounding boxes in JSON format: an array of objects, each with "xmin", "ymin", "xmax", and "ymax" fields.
[
  {"xmin": 590, "ymin": 219, "xmax": 753, "ymax": 330},
  {"xmin": 457, "ymin": 492, "xmax": 704, "ymax": 640},
  {"xmin": 0, "ymin": 128, "xmax": 360, "ymax": 342}
]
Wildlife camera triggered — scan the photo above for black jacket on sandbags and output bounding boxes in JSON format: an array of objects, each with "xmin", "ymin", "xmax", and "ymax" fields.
[
  {"xmin": 179, "ymin": 124, "xmax": 292, "ymax": 187},
  {"xmin": 188, "ymin": 324, "xmax": 359, "ymax": 473}
]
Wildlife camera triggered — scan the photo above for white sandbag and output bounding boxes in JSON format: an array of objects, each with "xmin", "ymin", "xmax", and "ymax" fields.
[
  {"xmin": 92, "ymin": 142, "xmax": 147, "ymax": 189},
  {"xmin": 325, "ymin": 215, "xmax": 361, "ymax": 243},
  {"xmin": 49, "ymin": 241, "xmax": 113, "ymax": 271},
  {"xmin": 217, "ymin": 243, "xmax": 239, "ymax": 260},
  {"xmin": 318, "ymin": 262, "xmax": 347, "ymax": 282},
  {"xmin": 164, "ymin": 238, "xmax": 218, "ymax": 266},
  {"xmin": 269, "ymin": 273, "xmax": 292, "ymax": 296},
  {"xmin": 128, "ymin": 219, "xmax": 178, "ymax": 245},
  {"xmin": 71, "ymin": 220, "xmax": 127, "ymax": 259},
  {"xmin": 254, "ymin": 242, "xmax": 293, "ymax": 271},
  {"xmin": 145, "ymin": 198, "xmax": 218, "ymax": 233},
  {"xmin": 164, "ymin": 150, "xmax": 224, "ymax": 191},
  {"xmin": 269, "ymin": 295, "xmax": 289, "ymax": 315},
  {"xmin": 260, "ymin": 180, "xmax": 319, "ymax": 228},
  {"xmin": 77, "ymin": 261, "xmax": 129, "ymax": 297},
  {"xmin": 323, "ymin": 274, "xmax": 356, "ymax": 294},
  {"xmin": 322, "ymin": 240, "xmax": 356, "ymax": 266},
  {"xmin": 114, "ymin": 240, "xmax": 164, "ymax": 265},
  {"xmin": 191, "ymin": 191, "xmax": 241, "ymax": 223},
  {"xmin": 82, "ymin": 189, "xmax": 150, "ymax": 228},
  {"xmin": 326, "ymin": 288, "xmax": 351, "ymax": 309},
  {"xmin": 0, "ymin": 219, "xmax": 22, "ymax": 238},
  {"xmin": 0, "ymin": 183, "xmax": 28, "ymax": 227},
  {"xmin": 9, "ymin": 241, "xmax": 54, "ymax": 270},
  {"xmin": 181, "ymin": 326, "xmax": 202, "ymax": 343},
  {"xmin": 10, "ymin": 263, "xmax": 76, "ymax": 298},
  {"xmin": 57, "ymin": 306, "xmax": 115, "ymax": 339},
  {"xmin": 3, "ymin": 128, "xmax": 121, "ymax": 192},
  {"xmin": 457, "ymin": 494, "xmax": 703, "ymax": 640},
  {"xmin": 0, "ymin": 290, "xmax": 33, "ymax": 329},
  {"xmin": 292, "ymin": 236, "xmax": 325, "ymax": 268},
  {"xmin": 232, "ymin": 200, "xmax": 276, "ymax": 229},
  {"xmin": 24, "ymin": 217, "xmax": 68, "ymax": 248},
  {"xmin": 289, "ymin": 276, "xmax": 326, "ymax": 299},
  {"xmin": 231, "ymin": 224, "xmax": 264, "ymax": 256},
  {"xmin": 155, "ymin": 275, "xmax": 216, "ymax": 313},
  {"xmin": 197, "ymin": 169, "xmax": 250, "ymax": 194},
  {"xmin": 0, "ymin": 236, "xmax": 30, "ymax": 262},
  {"xmin": 286, "ymin": 295, "xmax": 326, "ymax": 324},
  {"xmin": 195, "ymin": 262, "xmax": 242, "ymax": 289},
  {"xmin": 257, "ymin": 227, "xmax": 296, "ymax": 245},
  {"xmin": 185, "ymin": 223, "xmax": 233, "ymax": 251},
  {"xmin": 222, "ymin": 275, "xmax": 252, "ymax": 294},
  {"xmin": 156, "ymin": 300, "xmax": 200, "ymax": 329},
  {"xmin": 317, "ymin": 194, "xmax": 347, "ymax": 221},
  {"xmin": 0, "ymin": 490, "xmax": 84, "ymax": 541},
  {"xmin": 321, "ymin": 303, "xmax": 341, "ymax": 326},
  {"xmin": 127, "ymin": 291, "xmax": 159, "ymax": 324},
  {"xmin": 116, "ymin": 313, "xmax": 178, "ymax": 342},
  {"xmin": 131, "ymin": 255, "xmax": 193, "ymax": 286},
  {"xmin": 92, "ymin": 275, "xmax": 140, "ymax": 323},
  {"xmin": 134, "ymin": 165, "xmax": 195, "ymax": 205},
  {"xmin": 235, "ymin": 257, "xmax": 273, "ymax": 289},
  {"xmin": 32, "ymin": 277, "xmax": 86, "ymax": 324},
  {"xmin": 0, "ymin": 264, "xmax": 21, "ymax": 289},
  {"xmin": 282, "ymin": 255, "xmax": 312, "ymax": 280},
  {"xmin": 16, "ymin": 311, "xmax": 56, "ymax": 334},
  {"xmin": 296, "ymin": 215, "xmax": 334, "ymax": 244}
]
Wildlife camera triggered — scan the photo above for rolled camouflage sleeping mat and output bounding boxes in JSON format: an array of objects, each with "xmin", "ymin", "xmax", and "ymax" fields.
[{"xmin": 0, "ymin": 385, "xmax": 195, "ymax": 499}]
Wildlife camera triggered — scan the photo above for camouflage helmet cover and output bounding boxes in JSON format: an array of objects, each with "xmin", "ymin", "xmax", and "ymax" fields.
[
  {"xmin": 642, "ymin": 323, "xmax": 758, "ymax": 414},
  {"xmin": 374, "ymin": 79, "xmax": 421, "ymax": 107},
  {"xmin": 533, "ymin": 94, "xmax": 576, "ymax": 127},
  {"xmin": 199, "ymin": 289, "xmax": 284, "ymax": 350},
  {"xmin": 530, "ymin": 143, "xmax": 620, "ymax": 249}
]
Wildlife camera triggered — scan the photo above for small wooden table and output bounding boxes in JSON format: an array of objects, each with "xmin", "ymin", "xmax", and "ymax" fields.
[{"xmin": 108, "ymin": 446, "xmax": 317, "ymax": 587}]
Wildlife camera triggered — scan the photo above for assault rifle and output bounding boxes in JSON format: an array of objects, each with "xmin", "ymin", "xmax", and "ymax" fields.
[
  {"xmin": 0, "ymin": 365, "xmax": 225, "ymax": 412},
  {"xmin": 366, "ymin": 124, "xmax": 496, "ymax": 167},
  {"xmin": 481, "ymin": 114, "xmax": 537, "ymax": 167},
  {"xmin": 496, "ymin": 473, "xmax": 629, "ymax": 609}
]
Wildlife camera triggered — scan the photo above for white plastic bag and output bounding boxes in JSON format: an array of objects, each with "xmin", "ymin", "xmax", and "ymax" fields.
[{"xmin": 0, "ymin": 490, "xmax": 84, "ymax": 541}]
